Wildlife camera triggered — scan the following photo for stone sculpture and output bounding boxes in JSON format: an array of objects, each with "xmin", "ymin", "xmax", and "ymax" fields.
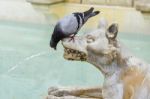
[{"xmin": 47, "ymin": 19, "xmax": 150, "ymax": 99}]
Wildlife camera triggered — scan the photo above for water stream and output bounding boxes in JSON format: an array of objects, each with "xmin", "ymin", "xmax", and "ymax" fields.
[{"xmin": 5, "ymin": 51, "xmax": 48, "ymax": 74}]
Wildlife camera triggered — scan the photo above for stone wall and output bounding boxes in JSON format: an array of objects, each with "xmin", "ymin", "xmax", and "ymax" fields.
[
  {"xmin": 65, "ymin": 0, "xmax": 80, "ymax": 3},
  {"xmin": 66, "ymin": 0, "xmax": 150, "ymax": 12},
  {"xmin": 82, "ymin": 0, "xmax": 133, "ymax": 6},
  {"xmin": 66, "ymin": 0, "xmax": 133, "ymax": 6},
  {"xmin": 29, "ymin": 0, "xmax": 131, "ymax": 5},
  {"xmin": 27, "ymin": 0, "xmax": 150, "ymax": 12},
  {"xmin": 27, "ymin": 0, "xmax": 64, "ymax": 4},
  {"xmin": 135, "ymin": 0, "xmax": 150, "ymax": 12}
]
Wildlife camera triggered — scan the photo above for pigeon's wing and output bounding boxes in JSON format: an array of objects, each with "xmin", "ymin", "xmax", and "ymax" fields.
[{"xmin": 58, "ymin": 14, "xmax": 78, "ymax": 35}]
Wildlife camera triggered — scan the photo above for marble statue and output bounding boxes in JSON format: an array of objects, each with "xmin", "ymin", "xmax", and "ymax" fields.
[{"xmin": 47, "ymin": 18, "xmax": 150, "ymax": 99}]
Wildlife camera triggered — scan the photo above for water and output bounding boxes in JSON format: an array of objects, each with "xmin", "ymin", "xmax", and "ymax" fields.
[
  {"xmin": 0, "ymin": 20, "xmax": 103, "ymax": 99},
  {"xmin": 119, "ymin": 33, "xmax": 150, "ymax": 62},
  {"xmin": 0, "ymin": 20, "xmax": 150, "ymax": 99}
]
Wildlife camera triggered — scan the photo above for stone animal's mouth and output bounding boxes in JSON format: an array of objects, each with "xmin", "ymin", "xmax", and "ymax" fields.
[{"xmin": 64, "ymin": 47, "xmax": 87, "ymax": 61}]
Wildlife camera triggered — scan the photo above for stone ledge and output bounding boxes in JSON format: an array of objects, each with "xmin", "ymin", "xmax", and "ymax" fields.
[
  {"xmin": 27, "ymin": 0, "xmax": 64, "ymax": 4},
  {"xmin": 135, "ymin": 1, "xmax": 150, "ymax": 12}
]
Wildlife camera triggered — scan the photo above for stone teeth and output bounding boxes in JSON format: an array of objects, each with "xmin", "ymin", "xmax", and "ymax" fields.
[{"xmin": 64, "ymin": 47, "xmax": 86, "ymax": 60}]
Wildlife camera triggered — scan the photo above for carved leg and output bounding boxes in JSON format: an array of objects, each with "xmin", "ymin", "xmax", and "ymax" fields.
[
  {"xmin": 102, "ymin": 84, "xmax": 123, "ymax": 99},
  {"xmin": 47, "ymin": 86, "xmax": 103, "ymax": 99},
  {"xmin": 46, "ymin": 95, "xmax": 98, "ymax": 99}
]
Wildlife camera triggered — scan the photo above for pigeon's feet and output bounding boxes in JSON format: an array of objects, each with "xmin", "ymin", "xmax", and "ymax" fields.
[{"xmin": 69, "ymin": 34, "xmax": 75, "ymax": 42}]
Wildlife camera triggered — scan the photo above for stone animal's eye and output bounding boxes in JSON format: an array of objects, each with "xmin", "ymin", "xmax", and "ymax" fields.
[{"xmin": 86, "ymin": 35, "xmax": 95, "ymax": 43}]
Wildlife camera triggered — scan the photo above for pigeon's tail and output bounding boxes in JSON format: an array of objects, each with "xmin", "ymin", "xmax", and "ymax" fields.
[
  {"xmin": 50, "ymin": 39, "xmax": 57, "ymax": 50},
  {"xmin": 83, "ymin": 7, "xmax": 100, "ymax": 22},
  {"xmin": 83, "ymin": 7, "xmax": 94, "ymax": 17},
  {"xmin": 88, "ymin": 11, "xmax": 100, "ymax": 18}
]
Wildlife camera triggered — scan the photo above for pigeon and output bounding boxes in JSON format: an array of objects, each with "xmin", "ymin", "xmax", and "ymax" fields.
[{"xmin": 50, "ymin": 7, "xmax": 100, "ymax": 50}]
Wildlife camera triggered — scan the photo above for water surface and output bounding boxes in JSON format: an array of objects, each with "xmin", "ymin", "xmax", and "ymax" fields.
[{"xmin": 0, "ymin": 12, "xmax": 150, "ymax": 99}]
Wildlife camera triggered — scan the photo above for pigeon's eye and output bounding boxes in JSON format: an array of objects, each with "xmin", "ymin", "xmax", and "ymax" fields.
[{"xmin": 86, "ymin": 35, "xmax": 95, "ymax": 43}]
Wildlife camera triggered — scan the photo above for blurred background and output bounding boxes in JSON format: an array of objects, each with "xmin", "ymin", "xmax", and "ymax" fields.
[{"xmin": 0, "ymin": 0, "xmax": 150, "ymax": 99}]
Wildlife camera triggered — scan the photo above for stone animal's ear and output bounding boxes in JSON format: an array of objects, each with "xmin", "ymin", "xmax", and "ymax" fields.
[{"xmin": 106, "ymin": 23, "xmax": 118, "ymax": 40}]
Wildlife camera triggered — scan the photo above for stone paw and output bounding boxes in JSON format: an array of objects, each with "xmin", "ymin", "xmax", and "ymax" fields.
[{"xmin": 48, "ymin": 86, "xmax": 71, "ymax": 97}]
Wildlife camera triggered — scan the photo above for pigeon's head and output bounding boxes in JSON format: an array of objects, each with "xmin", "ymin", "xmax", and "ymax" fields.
[
  {"xmin": 50, "ymin": 38, "xmax": 57, "ymax": 50},
  {"xmin": 50, "ymin": 32, "xmax": 61, "ymax": 50},
  {"xmin": 50, "ymin": 25, "xmax": 64, "ymax": 50}
]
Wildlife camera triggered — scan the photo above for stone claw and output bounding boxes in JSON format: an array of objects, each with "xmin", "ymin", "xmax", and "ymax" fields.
[
  {"xmin": 48, "ymin": 86, "xmax": 71, "ymax": 97},
  {"xmin": 48, "ymin": 86, "xmax": 59, "ymax": 95}
]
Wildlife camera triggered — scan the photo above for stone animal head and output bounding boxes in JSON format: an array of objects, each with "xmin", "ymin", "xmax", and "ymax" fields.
[{"xmin": 62, "ymin": 19, "xmax": 119, "ymax": 71}]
